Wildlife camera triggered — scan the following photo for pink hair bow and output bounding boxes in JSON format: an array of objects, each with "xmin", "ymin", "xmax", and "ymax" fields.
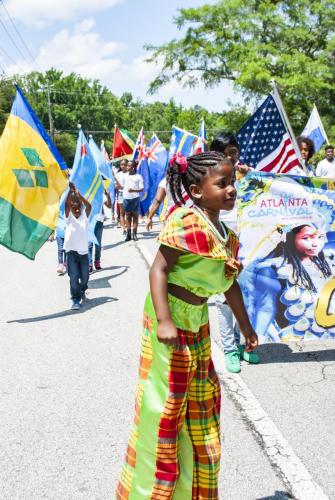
[{"xmin": 169, "ymin": 152, "xmax": 188, "ymax": 173}]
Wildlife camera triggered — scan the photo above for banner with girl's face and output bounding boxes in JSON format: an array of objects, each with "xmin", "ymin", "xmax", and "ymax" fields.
[{"xmin": 237, "ymin": 172, "xmax": 335, "ymax": 343}]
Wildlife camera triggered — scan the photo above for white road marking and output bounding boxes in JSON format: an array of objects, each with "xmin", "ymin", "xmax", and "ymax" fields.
[
  {"xmin": 136, "ymin": 243, "xmax": 154, "ymax": 267},
  {"xmin": 136, "ymin": 241, "xmax": 329, "ymax": 500},
  {"xmin": 212, "ymin": 343, "xmax": 328, "ymax": 500}
]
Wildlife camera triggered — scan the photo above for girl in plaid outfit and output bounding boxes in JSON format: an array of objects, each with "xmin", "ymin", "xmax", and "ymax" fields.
[{"xmin": 116, "ymin": 151, "xmax": 258, "ymax": 499}]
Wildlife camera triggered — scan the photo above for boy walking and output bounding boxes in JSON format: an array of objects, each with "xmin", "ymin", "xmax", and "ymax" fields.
[{"xmin": 64, "ymin": 182, "xmax": 91, "ymax": 310}]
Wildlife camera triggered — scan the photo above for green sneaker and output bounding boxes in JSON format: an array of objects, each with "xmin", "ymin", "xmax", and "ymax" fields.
[
  {"xmin": 225, "ymin": 350, "xmax": 241, "ymax": 373},
  {"xmin": 239, "ymin": 346, "xmax": 260, "ymax": 364}
]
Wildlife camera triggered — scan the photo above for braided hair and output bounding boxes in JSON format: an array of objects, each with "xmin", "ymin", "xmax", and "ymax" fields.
[{"xmin": 166, "ymin": 151, "xmax": 229, "ymax": 207}]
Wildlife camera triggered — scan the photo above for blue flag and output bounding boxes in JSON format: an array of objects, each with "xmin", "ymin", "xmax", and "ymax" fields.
[
  {"xmin": 301, "ymin": 104, "xmax": 328, "ymax": 153},
  {"xmin": 169, "ymin": 126, "xmax": 197, "ymax": 158},
  {"xmin": 132, "ymin": 128, "xmax": 150, "ymax": 215},
  {"xmin": 140, "ymin": 134, "xmax": 168, "ymax": 215},
  {"xmin": 89, "ymin": 135, "xmax": 113, "ymax": 180},
  {"xmin": 56, "ymin": 130, "xmax": 103, "ymax": 242}
]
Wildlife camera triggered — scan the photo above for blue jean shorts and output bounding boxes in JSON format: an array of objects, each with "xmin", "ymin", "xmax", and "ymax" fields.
[{"xmin": 124, "ymin": 197, "xmax": 140, "ymax": 213}]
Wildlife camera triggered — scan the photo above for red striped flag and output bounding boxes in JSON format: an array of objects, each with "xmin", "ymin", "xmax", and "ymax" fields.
[{"xmin": 237, "ymin": 94, "xmax": 302, "ymax": 174}]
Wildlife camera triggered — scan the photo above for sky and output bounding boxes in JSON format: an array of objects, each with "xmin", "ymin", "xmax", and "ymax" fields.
[{"xmin": 0, "ymin": 0, "xmax": 241, "ymax": 112}]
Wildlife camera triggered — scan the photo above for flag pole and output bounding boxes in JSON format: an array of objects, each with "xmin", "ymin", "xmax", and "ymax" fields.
[
  {"xmin": 270, "ymin": 80, "xmax": 307, "ymax": 174},
  {"xmin": 112, "ymin": 123, "xmax": 117, "ymax": 161}
]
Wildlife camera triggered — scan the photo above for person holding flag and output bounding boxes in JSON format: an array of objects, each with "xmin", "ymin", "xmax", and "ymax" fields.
[
  {"xmin": 56, "ymin": 128, "xmax": 104, "ymax": 270},
  {"xmin": 118, "ymin": 160, "xmax": 144, "ymax": 241},
  {"xmin": 64, "ymin": 182, "xmax": 91, "ymax": 310}
]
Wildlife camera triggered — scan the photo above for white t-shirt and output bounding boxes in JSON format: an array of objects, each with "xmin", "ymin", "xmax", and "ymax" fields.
[
  {"xmin": 316, "ymin": 158, "xmax": 335, "ymax": 178},
  {"xmin": 64, "ymin": 211, "xmax": 89, "ymax": 255},
  {"xmin": 158, "ymin": 178, "xmax": 166, "ymax": 190},
  {"xmin": 115, "ymin": 171, "xmax": 125, "ymax": 189},
  {"xmin": 112, "ymin": 165, "xmax": 119, "ymax": 177},
  {"xmin": 122, "ymin": 173, "xmax": 144, "ymax": 200},
  {"xmin": 115, "ymin": 171, "xmax": 125, "ymax": 202}
]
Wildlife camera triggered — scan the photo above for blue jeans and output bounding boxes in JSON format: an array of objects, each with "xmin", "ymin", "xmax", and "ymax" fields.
[
  {"xmin": 88, "ymin": 221, "xmax": 103, "ymax": 265},
  {"xmin": 56, "ymin": 236, "xmax": 65, "ymax": 265},
  {"xmin": 215, "ymin": 297, "xmax": 241, "ymax": 354},
  {"xmin": 66, "ymin": 251, "xmax": 89, "ymax": 300}
]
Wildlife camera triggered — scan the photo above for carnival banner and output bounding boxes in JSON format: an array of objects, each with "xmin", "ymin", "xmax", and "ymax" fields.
[{"xmin": 237, "ymin": 171, "xmax": 335, "ymax": 343}]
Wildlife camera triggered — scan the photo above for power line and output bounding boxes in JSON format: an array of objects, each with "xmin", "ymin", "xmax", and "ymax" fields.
[
  {"xmin": 37, "ymin": 88, "xmax": 110, "ymax": 96},
  {"xmin": 56, "ymin": 128, "xmax": 220, "ymax": 135},
  {"xmin": 0, "ymin": 0, "xmax": 36, "ymax": 64},
  {"xmin": 0, "ymin": 14, "xmax": 28, "ymax": 61},
  {"xmin": 0, "ymin": 44, "xmax": 17, "ymax": 65}
]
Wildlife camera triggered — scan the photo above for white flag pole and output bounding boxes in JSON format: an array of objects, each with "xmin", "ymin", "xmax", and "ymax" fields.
[{"xmin": 270, "ymin": 80, "xmax": 307, "ymax": 174}]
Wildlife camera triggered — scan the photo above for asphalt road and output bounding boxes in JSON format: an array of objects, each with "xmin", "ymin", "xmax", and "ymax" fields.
[{"xmin": 1, "ymin": 218, "xmax": 333, "ymax": 499}]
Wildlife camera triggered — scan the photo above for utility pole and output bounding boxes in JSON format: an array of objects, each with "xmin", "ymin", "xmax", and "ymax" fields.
[{"xmin": 46, "ymin": 84, "xmax": 55, "ymax": 141}]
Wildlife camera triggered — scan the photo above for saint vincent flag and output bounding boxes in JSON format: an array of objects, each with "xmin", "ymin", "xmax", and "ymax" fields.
[
  {"xmin": 0, "ymin": 85, "xmax": 67, "ymax": 260},
  {"xmin": 112, "ymin": 126, "xmax": 135, "ymax": 160}
]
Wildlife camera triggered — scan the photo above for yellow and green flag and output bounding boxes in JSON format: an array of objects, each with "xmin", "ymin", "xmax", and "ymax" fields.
[{"xmin": 0, "ymin": 86, "xmax": 67, "ymax": 259}]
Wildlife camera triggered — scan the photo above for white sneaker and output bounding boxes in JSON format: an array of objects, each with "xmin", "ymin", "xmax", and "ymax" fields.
[{"xmin": 57, "ymin": 264, "xmax": 66, "ymax": 275}]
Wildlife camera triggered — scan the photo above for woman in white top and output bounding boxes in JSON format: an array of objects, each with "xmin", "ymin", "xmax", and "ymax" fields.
[
  {"xmin": 119, "ymin": 160, "xmax": 144, "ymax": 241},
  {"xmin": 115, "ymin": 160, "xmax": 128, "ymax": 233}
]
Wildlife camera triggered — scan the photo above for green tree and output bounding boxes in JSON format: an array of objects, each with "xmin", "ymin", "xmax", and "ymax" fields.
[
  {"xmin": 146, "ymin": 0, "xmax": 335, "ymax": 132},
  {"xmin": 0, "ymin": 69, "xmax": 252, "ymax": 160},
  {"xmin": 0, "ymin": 79, "xmax": 16, "ymax": 132},
  {"xmin": 54, "ymin": 132, "xmax": 77, "ymax": 166}
]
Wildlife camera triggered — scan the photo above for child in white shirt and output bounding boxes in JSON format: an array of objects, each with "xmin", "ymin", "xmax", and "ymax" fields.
[
  {"xmin": 119, "ymin": 161, "xmax": 144, "ymax": 241},
  {"xmin": 64, "ymin": 182, "xmax": 91, "ymax": 310}
]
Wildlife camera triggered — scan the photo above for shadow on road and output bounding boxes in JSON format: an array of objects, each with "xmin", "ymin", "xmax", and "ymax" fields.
[
  {"xmin": 256, "ymin": 343, "xmax": 335, "ymax": 363},
  {"xmin": 89, "ymin": 265, "xmax": 129, "ymax": 289},
  {"xmin": 7, "ymin": 296, "xmax": 117, "ymax": 324},
  {"xmin": 139, "ymin": 231, "xmax": 159, "ymax": 240},
  {"xmin": 103, "ymin": 240, "xmax": 128, "ymax": 250}
]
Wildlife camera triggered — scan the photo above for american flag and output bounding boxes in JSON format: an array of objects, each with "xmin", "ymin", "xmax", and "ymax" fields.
[{"xmin": 237, "ymin": 94, "xmax": 301, "ymax": 174}]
